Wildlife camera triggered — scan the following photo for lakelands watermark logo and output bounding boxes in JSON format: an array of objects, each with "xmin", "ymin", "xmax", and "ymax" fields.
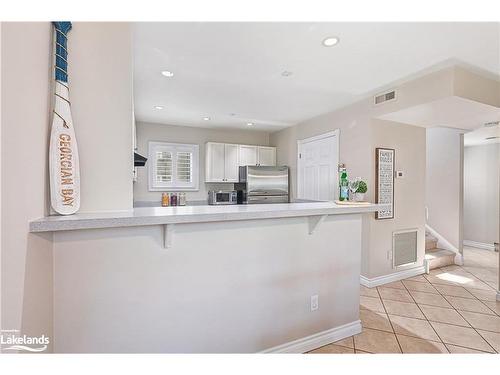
[{"xmin": 0, "ymin": 329, "xmax": 49, "ymax": 352}]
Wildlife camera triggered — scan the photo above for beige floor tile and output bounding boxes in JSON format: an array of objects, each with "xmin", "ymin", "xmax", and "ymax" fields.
[
  {"xmin": 433, "ymin": 284, "xmax": 475, "ymax": 299},
  {"xmin": 308, "ymin": 344, "xmax": 355, "ymax": 354},
  {"xmin": 477, "ymin": 330, "xmax": 500, "ymax": 353},
  {"xmin": 424, "ymin": 274, "xmax": 458, "ymax": 286},
  {"xmin": 405, "ymin": 275, "xmax": 428, "ymax": 283},
  {"xmin": 378, "ymin": 287, "xmax": 413, "ymax": 303},
  {"xmin": 444, "ymin": 296, "xmax": 495, "ymax": 315},
  {"xmin": 419, "ymin": 305, "xmax": 470, "ymax": 327},
  {"xmin": 360, "ymin": 285, "xmax": 379, "ymax": 298},
  {"xmin": 403, "ymin": 280, "xmax": 439, "ymax": 294},
  {"xmin": 382, "ymin": 300, "xmax": 425, "ymax": 319},
  {"xmin": 333, "ymin": 336, "xmax": 354, "ymax": 348},
  {"xmin": 483, "ymin": 301, "xmax": 500, "ymax": 316},
  {"xmin": 360, "ymin": 309, "xmax": 393, "ymax": 333},
  {"xmin": 409, "ymin": 290, "xmax": 453, "ymax": 308},
  {"xmin": 396, "ymin": 335, "xmax": 448, "ymax": 353},
  {"xmin": 360, "ymin": 295, "xmax": 385, "ymax": 313},
  {"xmin": 382, "ymin": 280, "xmax": 406, "ymax": 290},
  {"xmin": 458, "ymin": 311, "xmax": 500, "ymax": 333},
  {"xmin": 446, "ymin": 344, "xmax": 490, "ymax": 354},
  {"xmin": 430, "ymin": 322, "xmax": 494, "ymax": 352},
  {"xmin": 464, "ymin": 288, "xmax": 498, "ymax": 302},
  {"xmin": 355, "ymin": 349, "xmax": 372, "ymax": 354},
  {"xmin": 389, "ymin": 315, "xmax": 440, "ymax": 341},
  {"xmin": 353, "ymin": 328, "xmax": 401, "ymax": 353}
]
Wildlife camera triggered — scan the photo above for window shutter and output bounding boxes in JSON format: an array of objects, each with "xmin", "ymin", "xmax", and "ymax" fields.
[
  {"xmin": 176, "ymin": 151, "xmax": 192, "ymax": 183},
  {"xmin": 156, "ymin": 151, "xmax": 172, "ymax": 183}
]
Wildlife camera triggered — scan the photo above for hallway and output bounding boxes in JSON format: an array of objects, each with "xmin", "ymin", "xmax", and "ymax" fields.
[{"xmin": 308, "ymin": 246, "xmax": 499, "ymax": 354}]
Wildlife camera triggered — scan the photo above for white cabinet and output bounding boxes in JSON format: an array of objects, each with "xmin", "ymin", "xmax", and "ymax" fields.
[
  {"xmin": 257, "ymin": 146, "xmax": 276, "ymax": 166},
  {"xmin": 205, "ymin": 142, "xmax": 239, "ymax": 182},
  {"xmin": 206, "ymin": 142, "xmax": 276, "ymax": 182},
  {"xmin": 224, "ymin": 144, "xmax": 240, "ymax": 182},
  {"xmin": 239, "ymin": 145, "xmax": 258, "ymax": 166}
]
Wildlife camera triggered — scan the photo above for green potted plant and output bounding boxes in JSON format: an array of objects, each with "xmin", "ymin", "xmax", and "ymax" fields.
[{"xmin": 355, "ymin": 180, "xmax": 367, "ymax": 201}]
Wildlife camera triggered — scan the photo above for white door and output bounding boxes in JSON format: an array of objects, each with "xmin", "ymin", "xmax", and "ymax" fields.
[
  {"xmin": 206, "ymin": 142, "xmax": 225, "ymax": 182},
  {"xmin": 239, "ymin": 145, "xmax": 258, "ymax": 166},
  {"xmin": 257, "ymin": 146, "xmax": 276, "ymax": 166},
  {"xmin": 224, "ymin": 144, "xmax": 240, "ymax": 182},
  {"xmin": 297, "ymin": 131, "xmax": 339, "ymax": 201}
]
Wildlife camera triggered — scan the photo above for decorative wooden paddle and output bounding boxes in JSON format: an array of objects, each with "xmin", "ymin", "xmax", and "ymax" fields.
[{"xmin": 49, "ymin": 22, "xmax": 80, "ymax": 215}]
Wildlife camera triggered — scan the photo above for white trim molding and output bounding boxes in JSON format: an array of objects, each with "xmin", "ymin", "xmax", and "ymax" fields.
[
  {"xmin": 260, "ymin": 320, "xmax": 361, "ymax": 353},
  {"xmin": 426, "ymin": 224, "xmax": 460, "ymax": 254},
  {"xmin": 360, "ymin": 266, "xmax": 426, "ymax": 288},
  {"xmin": 463, "ymin": 240, "xmax": 496, "ymax": 251}
]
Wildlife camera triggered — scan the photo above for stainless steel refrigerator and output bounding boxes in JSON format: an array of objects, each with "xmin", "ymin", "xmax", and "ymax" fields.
[{"xmin": 235, "ymin": 166, "xmax": 289, "ymax": 204}]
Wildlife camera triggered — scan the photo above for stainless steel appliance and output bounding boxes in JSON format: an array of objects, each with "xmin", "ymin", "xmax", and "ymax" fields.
[
  {"xmin": 207, "ymin": 190, "xmax": 238, "ymax": 205},
  {"xmin": 236, "ymin": 166, "xmax": 289, "ymax": 204}
]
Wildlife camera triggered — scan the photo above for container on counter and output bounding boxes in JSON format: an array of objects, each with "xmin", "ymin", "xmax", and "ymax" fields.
[
  {"xmin": 179, "ymin": 192, "xmax": 186, "ymax": 206},
  {"xmin": 161, "ymin": 192, "xmax": 169, "ymax": 207},
  {"xmin": 170, "ymin": 193, "xmax": 178, "ymax": 206}
]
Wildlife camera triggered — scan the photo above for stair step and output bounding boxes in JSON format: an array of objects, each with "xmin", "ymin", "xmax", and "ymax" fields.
[
  {"xmin": 425, "ymin": 248, "xmax": 455, "ymax": 270},
  {"xmin": 425, "ymin": 238, "xmax": 438, "ymax": 251}
]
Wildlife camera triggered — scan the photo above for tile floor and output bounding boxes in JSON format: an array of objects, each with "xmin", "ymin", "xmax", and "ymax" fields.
[{"xmin": 308, "ymin": 246, "xmax": 499, "ymax": 354}]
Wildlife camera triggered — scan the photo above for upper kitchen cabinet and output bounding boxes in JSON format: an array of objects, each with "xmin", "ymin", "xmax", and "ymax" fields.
[
  {"xmin": 205, "ymin": 142, "xmax": 240, "ymax": 182},
  {"xmin": 238, "ymin": 145, "xmax": 258, "ymax": 166},
  {"xmin": 206, "ymin": 142, "xmax": 276, "ymax": 182},
  {"xmin": 257, "ymin": 146, "xmax": 276, "ymax": 166},
  {"xmin": 238, "ymin": 145, "xmax": 276, "ymax": 167}
]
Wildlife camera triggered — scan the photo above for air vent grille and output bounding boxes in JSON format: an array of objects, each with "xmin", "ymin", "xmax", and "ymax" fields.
[
  {"xmin": 374, "ymin": 90, "xmax": 396, "ymax": 105},
  {"xmin": 484, "ymin": 121, "xmax": 499, "ymax": 128}
]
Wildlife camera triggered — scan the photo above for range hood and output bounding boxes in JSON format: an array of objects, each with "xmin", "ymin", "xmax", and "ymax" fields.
[{"xmin": 134, "ymin": 152, "xmax": 147, "ymax": 167}]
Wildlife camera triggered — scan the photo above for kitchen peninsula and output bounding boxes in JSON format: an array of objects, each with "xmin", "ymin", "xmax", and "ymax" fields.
[{"xmin": 30, "ymin": 201, "xmax": 382, "ymax": 353}]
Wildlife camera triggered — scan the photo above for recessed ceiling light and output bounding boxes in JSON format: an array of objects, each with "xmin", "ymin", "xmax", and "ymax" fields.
[
  {"xmin": 203, "ymin": 117, "xmax": 210, "ymax": 121},
  {"xmin": 154, "ymin": 105, "xmax": 164, "ymax": 110},
  {"xmin": 161, "ymin": 70, "xmax": 174, "ymax": 77},
  {"xmin": 247, "ymin": 122, "xmax": 254, "ymax": 126},
  {"xmin": 322, "ymin": 36, "xmax": 339, "ymax": 47},
  {"xmin": 281, "ymin": 71, "xmax": 293, "ymax": 77}
]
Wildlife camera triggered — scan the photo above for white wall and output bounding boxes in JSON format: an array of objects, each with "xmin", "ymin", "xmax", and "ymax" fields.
[
  {"xmin": 464, "ymin": 143, "xmax": 500, "ymax": 246},
  {"xmin": 1, "ymin": 22, "xmax": 134, "ymax": 353},
  {"xmin": 425, "ymin": 127, "xmax": 464, "ymax": 252},
  {"xmin": 1, "ymin": 22, "xmax": 54, "ymax": 350},
  {"xmin": 134, "ymin": 121, "xmax": 270, "ymax": 203},
  {"xmin": 53, "ymin": 215, "xmax": 362, "ymax": 353},
  {"xmin": 69, "ymin": 23, "xmax": 134, "ymax": 213},
  {"xmin": 369, "ymin": 119, "xmax": 426, "ymax": 278}
]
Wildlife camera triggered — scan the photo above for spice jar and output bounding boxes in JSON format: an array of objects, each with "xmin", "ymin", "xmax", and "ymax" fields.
[
  {"xmin": 161, "ymin": 192, "xmax": 169, "ymax": 207},
  {"xmin": 179, "ymin": 192, "xmax": 186, "ymax": 206}
]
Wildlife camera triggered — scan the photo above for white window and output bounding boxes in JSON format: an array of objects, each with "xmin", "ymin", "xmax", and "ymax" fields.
[{"xmin": 148, "ymin": 141, "xmax": 199, "ymax": 191}]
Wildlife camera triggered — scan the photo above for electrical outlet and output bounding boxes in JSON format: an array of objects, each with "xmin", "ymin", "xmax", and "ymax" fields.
[{"xmin": 310, "ymin": 295, "xmax": 319, "ymax": 311}]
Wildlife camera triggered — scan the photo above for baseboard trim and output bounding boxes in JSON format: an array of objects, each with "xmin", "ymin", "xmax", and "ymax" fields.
[
  {"xmin": 260, "ymin": 320, "xmax": 362, "ymax": 353},
  {"xmin": 360, "ymin": 266, "xmax": 426, "ymax": 288},
  {"xmin": 463, "ymin": 240, "xmax": 495, "ymax": 251}
]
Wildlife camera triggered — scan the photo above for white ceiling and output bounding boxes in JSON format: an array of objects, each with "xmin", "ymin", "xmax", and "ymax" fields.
[
  {"xmin": 378, "ymin": 96, "xmax": 500, "ymax": 130},
  {"xmin": 464, "ymin": 124, "xmax": 500, "ymax": 146},
  {"xmin": 133, "ymin": 22, "xmax": 500, "ymax": 132}
]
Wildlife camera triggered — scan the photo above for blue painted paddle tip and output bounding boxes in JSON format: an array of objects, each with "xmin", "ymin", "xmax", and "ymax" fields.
[{"xmin": 52, "ymin": 22, "xmax": 72, "ymax": 34}]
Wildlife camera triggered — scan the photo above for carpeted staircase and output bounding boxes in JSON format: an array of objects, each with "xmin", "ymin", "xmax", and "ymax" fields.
[{"xmin": 425, "ymin": 232, "xmax": 456, "ymax": 270}]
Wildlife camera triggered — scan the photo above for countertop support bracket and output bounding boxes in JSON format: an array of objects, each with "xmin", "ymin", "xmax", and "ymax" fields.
[
  {"xmin": 308, "ymin": 215, "xmax": 327, "ymax": 235},
  {"xmin": 164, "ymin": 224, "xmax": 175, "ymax": 248}
]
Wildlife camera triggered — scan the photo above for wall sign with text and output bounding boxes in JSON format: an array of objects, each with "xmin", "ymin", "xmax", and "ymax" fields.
[{"xmin": 375, "ymin": 148, "xmax": 395, "ymax": 219}]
